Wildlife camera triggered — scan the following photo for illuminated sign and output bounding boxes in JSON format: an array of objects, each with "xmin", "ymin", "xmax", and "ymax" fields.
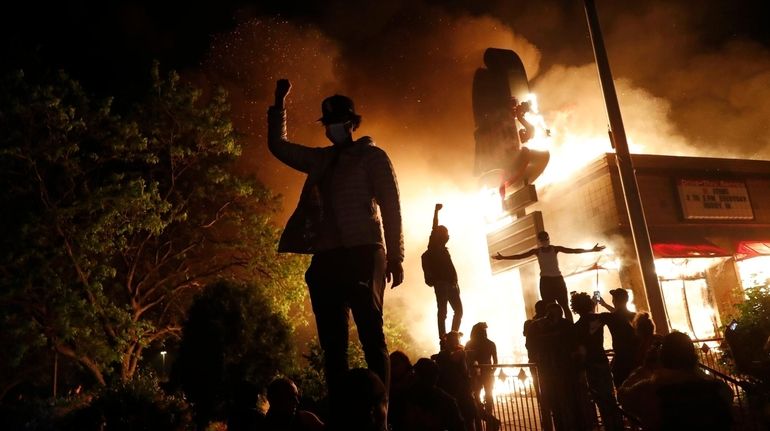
[{"xmin": 677, "ymin": 179, "xmax": 753, "ymax": 220}]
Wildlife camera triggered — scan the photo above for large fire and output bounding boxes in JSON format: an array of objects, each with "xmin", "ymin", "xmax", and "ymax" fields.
[{"xmin": 392, "ymin": 92, "xmax": 626, "ymax": 363}]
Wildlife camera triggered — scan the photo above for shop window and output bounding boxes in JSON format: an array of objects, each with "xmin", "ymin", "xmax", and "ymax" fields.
[{"xmin": 736, "ymin": 255, "xmax": 770, "ymax": 292}]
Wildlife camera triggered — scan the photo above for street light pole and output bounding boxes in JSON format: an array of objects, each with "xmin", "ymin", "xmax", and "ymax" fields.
[
  {"xmin": 582, "ymin": 0, "xmax": 669, "ymax": 334},
  {"xmin": 160, "ymin": 350, "xmax": 167, "ymax": 379}
]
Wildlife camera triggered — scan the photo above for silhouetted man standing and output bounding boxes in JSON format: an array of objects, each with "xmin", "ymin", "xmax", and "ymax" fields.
[
  {"xmin": 268, "ymin": 79, "xmax": 404, "ymax": 428},
  {"xmin": 422, "ymin": 203, "xmax": 463, "ymax": 340},
  {"xmin": 597, "ymin": 288, "xmax": 639, "ymax": 388}
]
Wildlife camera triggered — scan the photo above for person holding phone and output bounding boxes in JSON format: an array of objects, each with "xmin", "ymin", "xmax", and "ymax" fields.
[{"xmin": 492, "ymin": 231, "xmax": 605, "ymax": 323}]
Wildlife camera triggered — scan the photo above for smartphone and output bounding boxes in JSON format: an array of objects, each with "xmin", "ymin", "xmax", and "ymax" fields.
[
  {"xmin": 728, "ymin": 320, "xmax": 738, "ymax": 331},
  {"xmin": 593, "ymin": 290, "xmax": 601, "ymax": 301}
]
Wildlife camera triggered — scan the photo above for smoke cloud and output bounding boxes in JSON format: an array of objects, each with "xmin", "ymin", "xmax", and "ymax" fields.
[{"xmin": 199, "ymin": 0, "xmax": 770, "ymax": 357}]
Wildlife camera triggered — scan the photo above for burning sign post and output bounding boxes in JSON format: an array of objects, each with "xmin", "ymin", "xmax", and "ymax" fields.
[{"xmin": 472, "ymin": 48, "xmax": 550, "ymax": 273}]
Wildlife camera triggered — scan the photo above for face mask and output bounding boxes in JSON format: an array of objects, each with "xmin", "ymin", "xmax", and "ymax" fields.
[{"xmin": 327, "ymin": 123, "xmax": 350, "ymax": 144}]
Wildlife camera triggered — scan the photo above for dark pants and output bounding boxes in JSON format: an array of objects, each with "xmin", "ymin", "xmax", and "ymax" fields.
[
  {"xmin": 585, "ymin": 361, "xmax": 623, "ymax": 431},
  {"xmin": 540, "ymin": 276, "xmax": 572, "ymax": 323},
  {"xmin": 305, "ymin": 245, "xmax": 389, "ymax": 422},
  {"xmin": 434, "ymin": 281, "xmax": 463, "ymax": 339}
]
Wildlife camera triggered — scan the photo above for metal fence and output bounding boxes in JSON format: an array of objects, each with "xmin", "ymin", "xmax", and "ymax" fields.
[
  {"xmin": 698, "ymin": 363, "xmax": 765, "ymax": 431},
  {"xmin": 476, "ymin": 364, "xmax": 641, "ymax": 431},
  {"xmin": 475, "ymin": 355, "xmax": 766, "ymax": 430}
]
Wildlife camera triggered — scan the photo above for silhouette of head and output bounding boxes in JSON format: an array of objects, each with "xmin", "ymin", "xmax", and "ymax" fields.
[
  {"xmin": 340, "ymin": 368, "xmax": 388, "ymax": 431},
  {"xmin": 470, "ymin": 322, "xmax": 488, "ymax": 341},
  {"xmin": 266, "ymin": 377, "xmax": 300, "ymax": 416},
  {"xmin": 390, "ymin": 350, "xmax": 413, "ymax": 381},
  {"xmin": 537, "ymin": 231, "xmax": 550, "ymax": 246},
  {"xmin": 609, "ymin": 288, "xmax": 629, "ymax": 308},
  {"xmin": 444, "ymin": 330, "xmax": 462, "ymax": 349},
  {"xmin": 319, "ymin": 94, "xmax": 361, "ymax": 127},
  {"xmin": 660, "ymin": 331, "xmax": 697, "ymax": 370},
  {"xmin": 533, "ymin": 300, "xmax": 547, "ymax": 318},
  {"xmin": 545, "ymin": 302, "xmax": 563, "ymax": 320},
  {"xmin": 634, "ymin": 312, "xmax": 655, "ymax": 338},
  {"xmin": 570, "ymin": 292, "xmax": 595, "ymax": 315},
  {"xmin": 429, "ymin": 225, "xmax": 449, "ymax": 247},
  {"xmin": 413, "ymin": 358, "xmax": 439, "ymax": 387}
]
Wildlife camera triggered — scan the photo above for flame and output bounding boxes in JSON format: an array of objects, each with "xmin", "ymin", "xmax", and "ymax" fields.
[
  {"xmin": 654, "ymin": 257, "xmax": 726, "ymax": 280},
  {"xmin": 736, "ymin": 255, "xmax": 770, "ymax": 292}
]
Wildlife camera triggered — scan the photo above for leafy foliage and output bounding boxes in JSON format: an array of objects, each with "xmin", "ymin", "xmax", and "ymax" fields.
[
  {"xmin": 0, "ymin": 64, "xmax": 307, "ymax": 397},
  {"xmin": 169, "ymin": 280, "xmax": 294, "ymax": 426},
  {"xmin": 60, "ymin": 372, "xmax": 192, "ymax": 430}
]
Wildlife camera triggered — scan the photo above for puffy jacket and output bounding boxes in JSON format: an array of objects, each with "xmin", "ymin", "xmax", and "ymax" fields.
[{"xmin": 267, "ymin": 106, "xmax": 404, "ymax": 262}]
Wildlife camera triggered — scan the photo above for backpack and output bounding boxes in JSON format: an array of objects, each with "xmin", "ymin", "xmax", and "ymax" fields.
[{"xmin": 421, "ymin": 250, "xmax": 435, "ymax": 286}]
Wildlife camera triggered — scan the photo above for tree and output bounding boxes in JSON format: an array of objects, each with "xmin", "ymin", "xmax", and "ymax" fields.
[
  {"xmin": 0, "ymin": 64, "xmax": 307, "ymax": 396},
  {"xmin": 170, "ymin": 280, "xmax": 293, "ymax": 427}
]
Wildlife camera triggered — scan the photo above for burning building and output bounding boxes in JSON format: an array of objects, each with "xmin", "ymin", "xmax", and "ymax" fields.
[{"xmin": 489, "ymin": 152, "xmax": 770, "ymax": 340}]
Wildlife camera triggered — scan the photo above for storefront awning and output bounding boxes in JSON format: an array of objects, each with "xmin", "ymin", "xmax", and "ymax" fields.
[
  {"xmin": 735, "ymin": 241, "xmax": 770, "ymax": 259},
  {"xmin": 652, "ymin": 242, "xmax": 732, "ymax": 258}
]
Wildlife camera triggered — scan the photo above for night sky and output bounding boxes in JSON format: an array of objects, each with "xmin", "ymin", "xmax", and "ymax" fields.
[{"xmin": 3, "ymin": 1, "xmax": 769, "ymax": 98}]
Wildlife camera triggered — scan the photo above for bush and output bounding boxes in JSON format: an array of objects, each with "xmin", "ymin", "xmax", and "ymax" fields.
[{"xmin": 58, "ymin": 372, "xmax": 192, "ymax": 430}]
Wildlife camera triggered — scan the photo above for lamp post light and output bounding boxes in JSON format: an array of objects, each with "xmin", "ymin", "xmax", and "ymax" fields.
[{"xmin": 160, "ymin": 350, "xmax": 167, "ymax": 378}]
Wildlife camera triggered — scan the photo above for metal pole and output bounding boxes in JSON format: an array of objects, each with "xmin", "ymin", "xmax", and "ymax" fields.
[
  {"xmin": 582, "ymin": 0, "xmax": 669, "ymax": 334},
  {"xmin": 53, "ymin": 350, "xmax": 58, "ymax": 398}
]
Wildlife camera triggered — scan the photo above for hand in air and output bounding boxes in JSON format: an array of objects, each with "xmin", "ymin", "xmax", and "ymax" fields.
[
  {"xmin": 593, "ymin": 243, "xmax": 606, "ymax": 252},
  {"xmin": 491, "ymin": 252, "xmax": 504, "ymax": 260},
  {"xmin": 275, "ymin": 79, "xmax": 291, "ymax": 101}
]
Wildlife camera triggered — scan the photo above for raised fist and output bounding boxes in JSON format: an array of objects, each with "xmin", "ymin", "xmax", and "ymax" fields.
[
  {"xmin": 275, "ymin": 79, "xmax": 291, "ymax": 101},
  {"xmin": 435, "ymin": 203, "xmax": 443, "ymax": 211}
]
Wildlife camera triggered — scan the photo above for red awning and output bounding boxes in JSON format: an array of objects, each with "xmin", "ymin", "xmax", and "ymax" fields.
[
  {"xmin": 652, "ymin": 242, "xmax": 732, "ymax": 258},
  {"xmin": 735, "ymin": 241, "xmax": 770, "ymax": 259}
]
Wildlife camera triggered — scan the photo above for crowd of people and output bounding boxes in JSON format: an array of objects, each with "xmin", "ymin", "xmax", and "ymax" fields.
[{"xmin": 264, "ymin": 80, "xmax": 735, "ymax": 430}]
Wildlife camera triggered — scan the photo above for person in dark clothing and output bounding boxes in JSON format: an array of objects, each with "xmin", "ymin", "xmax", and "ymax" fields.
[
  {"xmin": 597, "ymin": 288, "xmax": 640, "ymax": 388},
  {"xmin": 388, "ymin": 351, "xmax": 415, "ymax": 431},
  {"xmin": 493, "ymin": 231, "xmax": 605, "ymax": 323},
  {"xmin": 465, "ymin": 322, "xmax": 501, "ymax": 431},
  {"xmin": 262, "ymin": 377, "xmax": 325, "ymax": 431},
  {"xmin": 523, "ymin": 300, "xmax": 553, "ymax": 431},
  {"xmin": 570, "ymin": 292, "xmax": 623, "ymax": 431},
  {"xmin": 537, "ymin": 303, "xmax": 591, "ymax": 431},
  {"xmin": 268, "ymin": 79, "xmax": 404, "ymax": 427},
  {"xmin": 405, "ymin": 358, "xmax": 466, "ymax": 431},
  {"xmin": 227, "ymin": 381, "xmax": 262, "ymax": 431},
  {"xmin": 339, "ymin": 368, "xmax": 389, "ymax": 431},
  {"xmin": 633, "ymin": 312, "xmax": 662, "ymax": 368},
  {"xmin": 434, "ymin": 331, "xmax": 477, "ymax": 431},
  {"xmin": 523, "ymin": 300, "xmax": 548, "ymax": 363},
  {"xmin": 422, "ymin": 203, "xmax": 463, "ymax": 340},
  {"xmin": 619, "ymin": 331, "xmax": 733, "ymax": 431}
]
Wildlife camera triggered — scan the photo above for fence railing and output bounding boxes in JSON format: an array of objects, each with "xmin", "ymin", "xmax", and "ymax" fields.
[
  {"xmin": 475, "ymin": 364, "xmax": 641, "ymax": 431},
  {"xmin": 698, "ymin": 363, "xmax": 765, "ymax": 431},
  {"xmin": 474, "ymin": 356, "xmax": 766, "ymax": 430}
]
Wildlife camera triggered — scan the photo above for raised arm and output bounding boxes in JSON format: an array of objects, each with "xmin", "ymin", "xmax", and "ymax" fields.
[
  {"xmin": 555, "ymin": 243, "xmax": 606, "ymax": 254},
  {"xmin": 491, "ymin": 248, "xmax": 538, "ymax": 260},
  {"xmin": 267, "ymin": 79, "xmax": 323, "ymax": 173},
  {"xmin": 598, "ymin": 296, "xmax": 615, "ymax": 312},
  {"xmin": 432, "ymin": 203, "xmax": 442, "ymax": 230}
]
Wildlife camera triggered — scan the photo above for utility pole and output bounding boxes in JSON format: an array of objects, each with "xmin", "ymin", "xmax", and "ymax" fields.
[{"xmin": 582, "ymin": 0, "xmax": 669, "ymax": 334}]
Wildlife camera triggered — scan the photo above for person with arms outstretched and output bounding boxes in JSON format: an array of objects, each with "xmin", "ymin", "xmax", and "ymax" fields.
[
  {"xmin": 268, "ymin": 79, "xmax": 403, "ymax": 429},
  {"xmin": 422, "ymin": 203, "xmax": 463, "ymax": 340},
  {"xmin": 492, "ymin": 231, "xmax": 604, "ymax": 323}
]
